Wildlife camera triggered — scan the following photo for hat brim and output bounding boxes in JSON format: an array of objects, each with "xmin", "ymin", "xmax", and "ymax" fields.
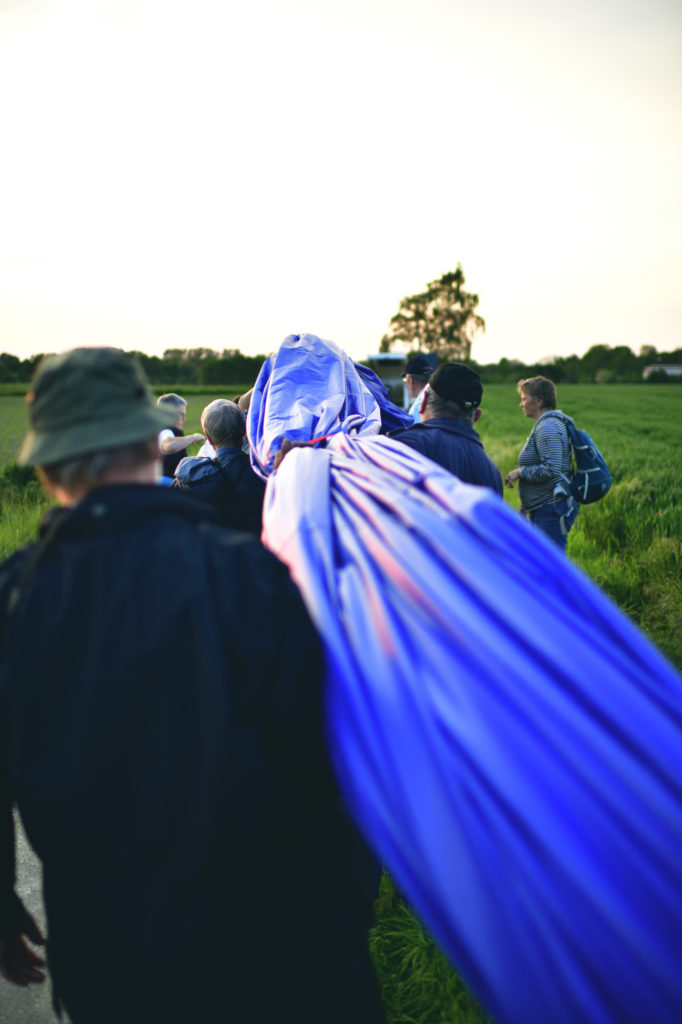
[{"xmin": 18, "ymin": 405, "xmax": 178, "ymax": 466}]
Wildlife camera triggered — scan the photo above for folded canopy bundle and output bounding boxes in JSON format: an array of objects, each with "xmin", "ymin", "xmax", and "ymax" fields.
[
  {"xmin": 247, "ymin": 332, "xmax": 412, "ymax": 478},
  {"xmin": 250, "ymin": 334, "xmax": 682, "ymax": 1024}
]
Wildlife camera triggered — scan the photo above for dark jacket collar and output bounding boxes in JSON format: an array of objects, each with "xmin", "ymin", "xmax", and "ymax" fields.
[
  {"xmin": 408, "ymin": 417, "xmax": 484, "ymax": 447},
  {"xmin": 39, "ymin": 483, "xmax": 221, "ymax": 541},
  {"xmin": 215, "ymin": 446, "xmax": 245, "ymax": 465}
]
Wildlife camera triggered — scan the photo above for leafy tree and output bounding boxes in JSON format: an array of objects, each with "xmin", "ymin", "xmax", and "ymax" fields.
[
  {"xmin": 0, "ymin": 352, "xmax": 25, "ymax": 382},
  {"xmin": 551, "ymin": 354, "xmax": 583, "ymax": 383},
  {"xmin": 657, "ymin": 348, "xmax": 682, "ymax": 364},
  {"xmin": 380, "ymin": 265, "xmax": 485, "ymax": 361},
  {"xmin": 130, "ymin": 351, "xmax": 164, "ymax": 384},
  {"xmin": 582, "ymin": 344, "xmax": 645, "ymax": 382},
  {"xmin": 610, "ymin": 345, "xmax": 639, "ymax": 381},
  {"xmin": 198, "ymin": 351, "xmax": 266, "ymax": 386},
  {"xmin": 581, "ymin": 344, "xmax": 613, "ymax": 374}
]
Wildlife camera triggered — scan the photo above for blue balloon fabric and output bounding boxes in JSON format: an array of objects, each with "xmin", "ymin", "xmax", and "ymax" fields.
[
  {"xmin": 252, "ymin": 335, "xmax": 682, "ymax": 1024},
  {"xmin": 353, "ymin": 361, "xmax": 414, "ymax": 433},
  {"xmin": 246, "ymin": 333, "xmax": 411, "ymax": 477}
]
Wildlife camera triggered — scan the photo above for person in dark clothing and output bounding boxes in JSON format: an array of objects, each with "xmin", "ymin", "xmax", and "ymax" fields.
[
  {"xmin": 0, "ymin": 348, "xmax": 384, "ymax": 1024},
  {"xmin": 172, "ymin": 398, "xmax": 266, "ymax": 535},
  {"xmin": 391, "ymin": 363, "xmax": 503, "ymax": 495},
  {"xmin": 156, "ymin": 392, "xmax": 204, "ymax": 479}
]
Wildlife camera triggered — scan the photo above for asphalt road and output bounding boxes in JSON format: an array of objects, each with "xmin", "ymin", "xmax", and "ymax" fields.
[{"xmin": 0, "ymin": 814, "xmax": 65, "ymax": 1024}]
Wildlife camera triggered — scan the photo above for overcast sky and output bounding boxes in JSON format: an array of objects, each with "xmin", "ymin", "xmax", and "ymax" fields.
[{"xmin": 1, "ymin": 0, "xmax": 680, "ymax": 365}]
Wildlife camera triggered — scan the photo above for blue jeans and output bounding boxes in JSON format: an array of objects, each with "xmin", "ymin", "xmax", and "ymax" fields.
[{"xmin": 529, "ymin": 497, "xmax": 578, "ymax": 551}]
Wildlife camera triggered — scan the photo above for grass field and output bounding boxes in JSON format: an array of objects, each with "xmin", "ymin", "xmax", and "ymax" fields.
[{"xmin": 0, "ymin": 382, "xmax": 680, "ymax": 1023}]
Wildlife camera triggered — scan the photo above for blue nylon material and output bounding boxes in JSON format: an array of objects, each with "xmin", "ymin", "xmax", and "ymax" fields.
[
  {"xmin": 353, "ymin": 361, "xmax": 414, "ymax": 432},
  {"xmin": 262, "ymin": 435, "xmax": 682, "ymax": 1024},
  {"xmin": 252, "ymin": 335, "xmax": 682, "ymax": 1024},
  {"xmin": 247, "ymin": 333, "xmax": 382, "ymax": 478}
]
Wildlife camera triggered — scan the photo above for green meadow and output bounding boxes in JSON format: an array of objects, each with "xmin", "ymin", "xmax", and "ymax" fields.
[{"xmin": 0, "ymin": 382, "xmax": 680, "ymax": 1023}]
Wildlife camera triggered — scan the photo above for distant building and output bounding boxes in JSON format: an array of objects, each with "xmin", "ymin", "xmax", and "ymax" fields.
[{"xmin": 642, "ymin": 364, "xmax": 682, "ymax": 380}]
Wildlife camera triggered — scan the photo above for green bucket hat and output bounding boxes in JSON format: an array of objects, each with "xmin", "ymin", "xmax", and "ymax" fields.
[{"xmin": 18, "ymin": 347, "xmax": 179, "ymax": 466}]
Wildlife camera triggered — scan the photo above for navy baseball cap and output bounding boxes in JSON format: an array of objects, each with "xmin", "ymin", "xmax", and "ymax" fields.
[
  {"xmin": 429, "ymin": 363, "xmax": 482, "ymax": 409},
  {"xmin": 404, "ymin": 354, "xmax": 434, "ymax": 377}
]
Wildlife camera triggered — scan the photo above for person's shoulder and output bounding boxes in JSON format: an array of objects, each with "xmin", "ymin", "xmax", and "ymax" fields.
[
  {"xmin": 390, "ymin": 422, "xmax": 423, "ymax": 439},
  {"xmin": 0, "ymin": 544, "xmax": 36, "ymax": 613},
  {"xmin": 390, "ymin": 424, "xmax": 427, "ymax": 451},
  {"xmin": 218, "ymin": 447, "xmax": 251, "ymax": 468},
  {"xmin": 0, "ymin": 545, "xmax": 34, "ymax": 579},
  {"xmin": 174, "ymin": 455, "xmax": 218, "ymax": 485},
  {"xmin": 536, "ymin": 411, "xmax": 566, "ymax": 431},
  {"xmin": 221, "ymin": 450, "xmax": 266, "ymax": 485}
]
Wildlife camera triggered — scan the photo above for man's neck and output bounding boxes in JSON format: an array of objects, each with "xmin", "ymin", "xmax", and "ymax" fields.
[
  {"xmin": 420, "ymin": 411, "xmax": 474, "ymax": 426},
  {"xmin": 51, "ymin": 461, "xmax": 158, "ymax": 507}
]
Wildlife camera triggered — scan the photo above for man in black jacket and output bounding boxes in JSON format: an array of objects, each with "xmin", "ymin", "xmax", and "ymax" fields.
[
  {"xmin": 391, "ymin": 362, "xmax": 503, "ymax": 495},
  {"xmin": 173, "ymin": 398, "xmax": 266, "ymax": 535},
  {"xmin": 0, "ymin": 348, "xmax": 383, "ymax": 1024}
]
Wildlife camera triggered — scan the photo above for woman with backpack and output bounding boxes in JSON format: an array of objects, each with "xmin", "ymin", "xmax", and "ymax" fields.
[{"xmin": 504, "ymin": 375, "xmax": 578, "ymax": 550}]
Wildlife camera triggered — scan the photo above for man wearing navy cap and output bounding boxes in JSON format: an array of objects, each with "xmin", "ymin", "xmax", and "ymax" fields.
[
  {"xmin": 392, "ymin": 363, "xmax": 503, "ymax": 495},
  {"xmin": 403, "ymin": 353, "xmax": 434, "ymax": 422}
]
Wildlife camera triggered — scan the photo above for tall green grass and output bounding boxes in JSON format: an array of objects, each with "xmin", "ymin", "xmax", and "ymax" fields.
[
  {"xmin": 370, "ymin": 875, "xmax": 491, "ymax": 1024},
  {"xmin": 0, "ymin": 394, "xmax": 32, "ymax": 467},
  {"xmin": 0, "ymin": 463, "xmax": 47, "ymax": 560}
]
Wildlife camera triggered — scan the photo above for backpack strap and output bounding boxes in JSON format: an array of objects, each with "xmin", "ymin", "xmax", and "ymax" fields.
[
  {"xmin": 540, "ymin": 411, "xmax": 577, "ymax": 500},
  {"xmin": 542, "ymin": 409, "xmax": 573, "ymax": 429}
]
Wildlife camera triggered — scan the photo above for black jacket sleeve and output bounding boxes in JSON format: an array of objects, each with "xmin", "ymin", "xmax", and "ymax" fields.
[{"xmin": 0, "ymin": 550, "xmax": 33, "ymax": 939}]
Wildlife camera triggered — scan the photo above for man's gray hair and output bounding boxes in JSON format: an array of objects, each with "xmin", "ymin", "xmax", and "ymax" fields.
[
  {"xmin": 156, "ymin": 393, "xmax": 186, "ymax": 409},
  {"xmin": 201, "ymin": 399, "xmax": 245, "ymax": 449},
  {"xmin": 423, "ymin": 386, "xmax": 475, "ymax": 423},
  {"xmin": 38, "ymin": 438, "xmax": 159, "ymax": 491}
]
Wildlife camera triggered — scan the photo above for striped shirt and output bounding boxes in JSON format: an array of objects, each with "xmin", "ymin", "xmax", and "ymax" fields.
[{"xmin": 518, "ymin": 411, "xmax": 571, "ymax": 512}]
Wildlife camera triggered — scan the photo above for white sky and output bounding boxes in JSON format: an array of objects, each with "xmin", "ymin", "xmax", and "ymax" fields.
[{"xmin": 0, "ymin": 0, "xmax": 680, "ymax": 365}]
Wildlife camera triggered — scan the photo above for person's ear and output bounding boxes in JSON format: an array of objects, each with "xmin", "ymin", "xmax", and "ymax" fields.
[
  {"xmin": 419, "ymin": 389, "xmax": 428, "ymax": 416},
  {"xmin": 473, "ymin": 408, "xmax": 482, "ymax": 424}
]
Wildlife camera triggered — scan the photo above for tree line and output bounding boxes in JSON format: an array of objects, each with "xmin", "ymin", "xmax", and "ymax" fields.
[
  {"xmin": 1, "ymin": 341, "xmax": 680, "ymax": 387},
  {"xmin": 472, "ymin": 344, "xmax": 682, "ymax": 385},
  {"xmin": 1, "ymin": 262, "xmax": 679, "ymax": 385},
  {"xmin": 0, "ymin": 348, "xmax": 268, "ymax": 386}
]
